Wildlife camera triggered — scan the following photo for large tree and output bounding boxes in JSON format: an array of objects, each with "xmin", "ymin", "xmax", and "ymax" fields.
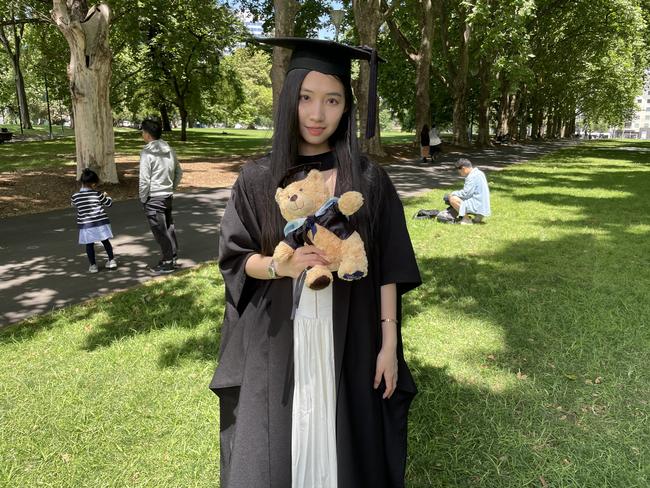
[
  {"xmin": 143, "ymin": 0, "xmax": 241, "ymax": 141},
  {"xmin": 0, "ymin": 3, "xmax": 39, "ymax": 129},
  {"xmin": 382, "ymin": 0, "xmax": 436, "ymax": 144},
  {"xmin": 219, "ymin": 47, "xmax": 273, "ymax": 127},
  {"xmin": 271, "ymin": 0, "xmax": 299, "ymax": 108},
  {"xmin": 52, "ymin": 0, "xmax": 117, "ymax": 183},
  {"xmin": 233, "ymin": 0, "xmax": 331, "ymax": 108},
  {"xmin": 351, "ymin": 0, "xmax": 385, "ymax": 155}
]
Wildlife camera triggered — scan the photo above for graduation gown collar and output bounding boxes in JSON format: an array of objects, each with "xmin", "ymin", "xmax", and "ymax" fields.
[{"xmin": 295, "ymin": 150, "xmax": 336, "ymax": 170}]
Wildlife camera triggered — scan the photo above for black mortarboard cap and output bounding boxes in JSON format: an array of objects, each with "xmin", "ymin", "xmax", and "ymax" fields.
[{"xmin": 255, "ymin": 37, "xmax": 384, "ymax": 139}]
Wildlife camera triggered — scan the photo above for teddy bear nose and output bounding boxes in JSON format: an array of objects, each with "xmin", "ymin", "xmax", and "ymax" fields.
[{"xmin": 290, "ymin": 194, "xmax": 298, "ymax": 202}]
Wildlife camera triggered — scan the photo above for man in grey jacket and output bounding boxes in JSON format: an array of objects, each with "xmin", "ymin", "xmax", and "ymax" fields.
[{"xmin": 139, "ymin": 119, "xmax": 183, "ymax": 274}]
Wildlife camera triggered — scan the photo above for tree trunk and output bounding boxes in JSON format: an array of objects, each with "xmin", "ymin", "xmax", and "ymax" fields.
[
  {"xmin": 415, "ymin": 0, "xmax": 434, "ymax": 147},
  {"xmin": 519, "ymin": 107, "xmax": 529, "ymax": 140},
  {"xmin": 530, "ymin": 91, "xmax": 543, "ymax": 139},
  {"xmin": 160, "ymin": 103, "xmax": 172, "ymax": 131},
  {"xmin": 271, "ymin": 0, "xmax": 299, "ymax": 110},
  {"xmin": 477, "ymin": 57, "xmax": 491, "ymax": 146},
  {"xmin": 545, "ymin": 105, "xmax": 554, "ymax": 138},
  {"xmin": 180, "ymin": 106, "xmax": 188, "ymax": 141},
  {"xmin": 353, "ymin": 0, "xmax": 385, "ymax": 156},
  {"xmin": 69, "ymin": 104, "xmax": 75, "ymax": 129},
  {"xmin": 566, "ymin": 111, "xmax": 576, "ymax": 137},
  {"xmin": 0, "ymin": 23, "xmax": 32, "ymax": 129},
  {"xmin": 507, "ymin": 93, "xmax": 519, "ymax": 138},
  {"xmin": 414, "ymin": 1, "xmax": 435, "ymax": 145},
  {"xmin": 13, "ymin": 59, "xmax": 32, "ymax": 129},
  {"xmin": 52, "ymin": 1, "xmax": 117, "ymax": 184},
  {"xmin": 452, "ymin": 15, "xmax": 470, "ymax": 146},
  {"xmin": 517, "ymin": 84, "xmax": 528, "ymax": 140},
  {"xmin": 496, "ymin": 72, "xmax": 509, "ymax": 136},
  {"xmin": 383, "ymin": 0, "xmax": 436, "ymax": 147}
]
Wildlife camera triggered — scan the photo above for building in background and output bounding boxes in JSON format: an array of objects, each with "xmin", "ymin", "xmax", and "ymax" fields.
[
  {"xmin": 245, "ymin": 18, "xmax": 264, "ymax": 38},
  {"xmin": 236, "ymin": 11, "xmax": 265, "ymax": 39},
  {"xmin": 611, "ymin": 80, "xmax": 650, "ymax": 139}
]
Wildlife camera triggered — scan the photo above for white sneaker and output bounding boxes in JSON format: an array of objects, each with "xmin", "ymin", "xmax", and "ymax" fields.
[
  {"xmin": 106, "ymin": 259, "xmax": 118, "ymax": 270},
  {"xmin": 89, "ymin": 264, "xmax": 99, "ymax": 273}
]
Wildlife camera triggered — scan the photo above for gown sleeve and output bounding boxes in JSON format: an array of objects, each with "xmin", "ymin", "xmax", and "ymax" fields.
[
  {"xmin": 218, "ymin": 170, "xmax": 263, "ymax": 314},
  {"xmin": 211, "ymin": 168, "xmax": 266, "ymax": 393},
  {"xmin": 376, "ymin": 167, "xmax": 421, "ymax": 295}
]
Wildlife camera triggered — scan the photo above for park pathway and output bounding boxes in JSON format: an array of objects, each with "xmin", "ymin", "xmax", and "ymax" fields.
[{"xmin": 0, "ymin": 140, "xmax": 574, "ymax": 325}]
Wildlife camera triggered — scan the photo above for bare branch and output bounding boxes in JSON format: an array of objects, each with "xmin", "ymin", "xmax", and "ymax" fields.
[
  {"xmin": 0, "ymin": 18, "xmax": 46, "ymax": 27},
  {"xmin": 380, "ymin": 0, "xmax": 418, "ymax": 63}
]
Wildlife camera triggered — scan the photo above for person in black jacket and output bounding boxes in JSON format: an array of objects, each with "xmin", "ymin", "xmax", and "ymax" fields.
[{"xmin": 419, "ymin": 124, "xmax": 430, "ymax": 163}]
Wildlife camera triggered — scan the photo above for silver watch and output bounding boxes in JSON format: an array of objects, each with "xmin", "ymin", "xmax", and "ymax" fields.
[{"xmin": 267, "ymin": 259, "xmax": 278, "ymax": 279}]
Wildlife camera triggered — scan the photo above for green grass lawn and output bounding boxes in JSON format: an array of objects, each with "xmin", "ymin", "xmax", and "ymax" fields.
[
  {"xmin": 0, "ymin": 123, "xmax": 76, "ymax": 139},
  {"xmin": 1, "ymin": 140, "xmax": 649, "ymax": 487},
  {"xmin": 0, "ymin": 128, "xmax": 414, "ymax": 172}
]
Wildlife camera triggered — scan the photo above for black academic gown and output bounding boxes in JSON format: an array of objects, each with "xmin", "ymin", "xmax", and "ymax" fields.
[{"xmin": 210, "ymin": 156, "xmax": 421, "ymax": 488}]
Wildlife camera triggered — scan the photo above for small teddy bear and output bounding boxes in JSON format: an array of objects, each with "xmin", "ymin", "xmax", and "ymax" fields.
[{"xmin": 273, "ymin": 169, "xmax": 368, "ymax": 290}]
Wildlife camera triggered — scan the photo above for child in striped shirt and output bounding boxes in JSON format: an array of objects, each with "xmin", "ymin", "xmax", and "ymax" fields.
[{"xmin": 71, "ymin": 168, "xmax": 117, "ymax": 273}]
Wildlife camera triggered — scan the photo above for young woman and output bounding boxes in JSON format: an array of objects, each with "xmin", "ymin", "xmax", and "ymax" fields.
[{"xmin": 210, "ymin": 38, "xmax": 421, "ymax": 488}]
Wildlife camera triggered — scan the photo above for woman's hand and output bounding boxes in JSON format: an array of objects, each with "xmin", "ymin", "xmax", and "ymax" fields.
[
  {"xmin": 274, "ymin": 245, "xmax": 329, "ymax": 279},
  {"xmin": 374, "ymin": 346, "xmax": 398, "ymax": 399}
]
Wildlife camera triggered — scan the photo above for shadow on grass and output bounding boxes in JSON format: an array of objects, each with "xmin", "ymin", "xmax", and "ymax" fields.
[
  {"xmin": 0, "ymin": 188, "xmax": 229, "ymax": 326},
  {"xmin": 1, "ymin": 140, "xmax": 648, "ymax": 486},
  {"xmin": 404, "ymin": 233, "xmax": 649, "ymax": 486},
  {"xmin": 0, "ymin": 265, "xmax": 225, "ymax": 369},
  {"xmin": 401, "ymin": 142, "xmax": 650, "ymax": 486},
  {"xmin": 79, "ymin": 269, "xmax": 224, "ymax": 351}
]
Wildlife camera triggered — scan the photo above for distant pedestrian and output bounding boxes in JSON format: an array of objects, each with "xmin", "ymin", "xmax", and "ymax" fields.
[
  {"xmin": 419, "ymin": 124, "xmax": 430, "ymax": 163},
  {"xmin": 139, "ymin": 118, "xmax": 183, "ymax": 274},
  {"xmin": 71, "ymin": 168, "xmax": 117, "ymax": 273},
  {"xmin": 429, "ymin": 123, "xmax": 442, "ymax": 161}
]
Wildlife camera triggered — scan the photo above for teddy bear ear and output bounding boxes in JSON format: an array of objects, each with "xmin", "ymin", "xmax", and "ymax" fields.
[
  {"xmin": 307, "ymin": 169, "xmax": 323, "ymax": 181},
  {"xmin": 275, "ymin": 187, "xmax": 283, "ymax": 204}
]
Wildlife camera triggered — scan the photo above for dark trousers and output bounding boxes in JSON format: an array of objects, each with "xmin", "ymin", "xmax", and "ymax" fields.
[
  {"xmin": 86, "ymin": 240, "xmax": 114, "ymax": 265},
  {"xmin": 144, "ymin": 196, "xmax": 178, "ymax": 261}
]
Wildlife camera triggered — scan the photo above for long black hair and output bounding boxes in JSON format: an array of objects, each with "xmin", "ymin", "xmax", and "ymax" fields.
[{"xmin": 260, "ymin": 68, "xmax": 381, "ymax": 256}]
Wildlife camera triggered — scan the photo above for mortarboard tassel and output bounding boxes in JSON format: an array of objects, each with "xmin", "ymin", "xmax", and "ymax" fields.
[{"xmin": 365, "ymin": 47, "xmax": 379, "ymax": 139}]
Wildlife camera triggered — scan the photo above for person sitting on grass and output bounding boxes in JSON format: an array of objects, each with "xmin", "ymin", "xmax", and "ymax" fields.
[{"xmin": 448, "ymin": 158, "xmax": 491, "ymax": 224}]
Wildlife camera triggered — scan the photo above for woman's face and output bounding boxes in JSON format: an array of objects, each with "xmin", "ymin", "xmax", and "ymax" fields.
[{"xmin": 298, "ymin": 71, "xmax": 346, "ymax": 154}]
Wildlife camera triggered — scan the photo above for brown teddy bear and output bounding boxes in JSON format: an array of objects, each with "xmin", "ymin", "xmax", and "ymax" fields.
[{"xmin": 273, "ymin": 169, "xmax": 368, "ymax": 290}]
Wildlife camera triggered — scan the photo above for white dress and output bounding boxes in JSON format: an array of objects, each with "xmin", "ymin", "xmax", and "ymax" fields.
[{"xmin": 292, "ymin": 283, "xmax": 338, "ymax": 488}]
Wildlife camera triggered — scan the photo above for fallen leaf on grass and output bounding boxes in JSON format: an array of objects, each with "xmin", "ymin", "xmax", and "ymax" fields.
[
  {"xmin": 516, "ymin": 370, "xmax": 528, "ymax": 380},
  {"xmin": 61, "ymin": 453, "xmax": 71, "ymax": 463},
  {"xmin": 594, "ymin": 376, "xmax": 602, "ymax": 384},
  {"xmin": 487, "ymin": 354, "xmax": 496, "ymax": 361},
  {"xmin": 539, "ymin": 476, "xmax": 549, "ymax": 487},
  {"xmin": 584, "ymin": 379, "xmax": 593, "ymax": 385}
]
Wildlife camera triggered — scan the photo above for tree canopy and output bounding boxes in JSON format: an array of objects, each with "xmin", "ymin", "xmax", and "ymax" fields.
[{"xmin": 0, "ymin": 0, "xmax": 646, "ymax": 148}]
